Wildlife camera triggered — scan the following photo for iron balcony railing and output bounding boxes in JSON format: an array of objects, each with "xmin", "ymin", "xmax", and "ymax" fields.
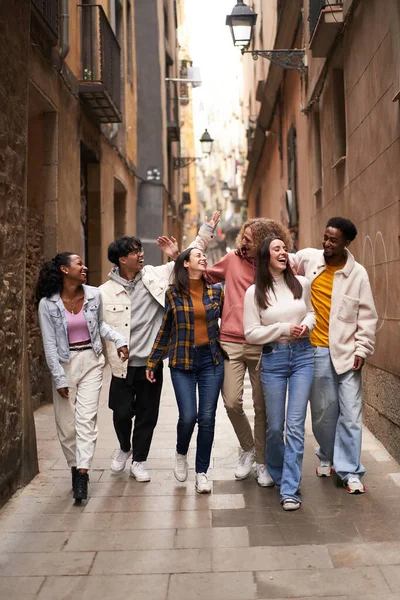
[
  {"xmin": 167, "ymin": 80, "xmax": 180, "ymax": 141},
  {"xmin": 32, "ymin": 0, "xmax": 58, "ymax": 44},
  {"xmin": 309, "ymin": 0, "xmax": 343, "ymax": 38},
  {"xmin": 78, "ymin": 4, "xmax": 122, "ymax": 123}
]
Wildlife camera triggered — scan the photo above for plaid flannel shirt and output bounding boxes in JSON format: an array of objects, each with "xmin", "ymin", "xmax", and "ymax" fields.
[{"xmin": 147, "ymin": 282, "xmax": 225, "ymax": 371}]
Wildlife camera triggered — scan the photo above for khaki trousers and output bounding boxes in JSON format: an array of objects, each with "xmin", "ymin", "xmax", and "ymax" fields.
[
  {"xmin": 220, "ymin": 341, "xmax": 266, "ymax": 464},
  {"xmin": 52, "ymin": 350, "xmax": 105, "ymax": 470}
]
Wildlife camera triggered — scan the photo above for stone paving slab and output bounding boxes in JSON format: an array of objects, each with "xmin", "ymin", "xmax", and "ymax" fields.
[
  {"xmin": 1, "ymin": 368, "xmax": 400, "ymax": 599},
  {"xmin": 37, "ymin": 575, "xmax": 169, "ymax": 600}
]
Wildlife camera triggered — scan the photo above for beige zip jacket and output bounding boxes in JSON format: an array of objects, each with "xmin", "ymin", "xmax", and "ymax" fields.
[
  {"xmin": 291, "ymin": 247, "xmax": 377, "ymax": 375},
  {"xmin": 100, "ymin": 223, "xmax": 216, "ymax": 379}
]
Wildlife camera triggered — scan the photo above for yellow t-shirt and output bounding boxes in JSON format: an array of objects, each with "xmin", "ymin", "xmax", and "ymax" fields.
[{"xmin": 310, "ymin": 265, "xmax": 343, "ymax": 347}]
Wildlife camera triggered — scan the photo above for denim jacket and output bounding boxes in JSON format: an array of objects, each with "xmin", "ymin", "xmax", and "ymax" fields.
[{"xmin": 38, "ymin": 284, "xmax": 127, "ymax": 389}]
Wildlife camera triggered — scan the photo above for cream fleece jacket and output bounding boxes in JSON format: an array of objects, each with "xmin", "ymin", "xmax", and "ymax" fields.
[{"xmin": 291, "ymin": 247, "xmax": 378, "ymax": 375}]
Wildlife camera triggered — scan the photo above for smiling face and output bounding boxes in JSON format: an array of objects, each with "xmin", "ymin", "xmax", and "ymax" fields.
[
  {"xmin": 322, "ymin": 226, "xmax": 348, "ymax": 264},
  {"xmin": 268, "ymin": 239, "xmax": 288, "ymax": 276},
  {"xmin": 61, "ymin": 255, "xmax": 88, "ymax": 283},
  {"xmin": 241, "ymin": 226, "xmax": 256, "ymax": 259},
  {"xmin": 119, "ymin": 243, "xmax": 144, "ymax": 277},
  {"xmin": 184, "ymin": 248, "xmax": 207, "ymax": 278}
]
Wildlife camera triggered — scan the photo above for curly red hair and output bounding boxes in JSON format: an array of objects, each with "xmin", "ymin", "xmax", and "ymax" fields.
[{"xmin": 235, "ymin": 218, "xmax": 292, "ymax": 257}]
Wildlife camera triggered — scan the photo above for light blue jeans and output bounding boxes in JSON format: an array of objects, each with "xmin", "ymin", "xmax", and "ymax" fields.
[
  {"xmin": 260, "ymin": 339, "xmax": 314, "ymax": 503},
  {"xmin": 310, "ymin": 346, "xmax": 365, "ymax": 481}
]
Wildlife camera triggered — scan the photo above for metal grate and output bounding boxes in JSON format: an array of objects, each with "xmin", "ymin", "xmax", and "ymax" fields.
[
  {"xmin": 78, "ymin": 4, "xmax": 122, "ymax": 122},
  {"xmin": 32, "ymin": 0, "xmax": 58, "ymax": 42},
  {"xmin": 309, "ymin": 0, "xmax": 343, "ymax": 39}
]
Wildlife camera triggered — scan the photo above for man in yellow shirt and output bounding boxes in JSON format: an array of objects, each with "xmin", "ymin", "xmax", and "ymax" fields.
[{"xmin": 292, "ymin": 217, "xmax": 377, "ymax": 494}]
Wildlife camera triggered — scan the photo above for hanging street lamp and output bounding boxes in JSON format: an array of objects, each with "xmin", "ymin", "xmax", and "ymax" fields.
[
  {"xmin": 226, "ymin": 1, "xmax": 306, "ymax": 74},
  {"xmin": 225, "ymin": 0, "xmax": 257, "ymax": 48},
  {"xmin": 199, "ymin": 129, "xmax": 214, "ymax": 155},
  {"xmin": 173, "ymin": 129, "xmax": 215, "ymax": 169}
]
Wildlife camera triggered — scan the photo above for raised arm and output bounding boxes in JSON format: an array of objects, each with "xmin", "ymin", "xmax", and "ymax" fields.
[{"xmin": 157, "ymin": 211, "xmax": 221, "ymax": 261}]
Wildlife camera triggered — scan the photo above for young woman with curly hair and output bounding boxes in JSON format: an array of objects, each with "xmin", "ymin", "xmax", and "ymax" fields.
[
  {"xmin": 206, "ymin": 218, "xmax": 292, "ymax": 486},
  {"xmin": 36, "ymin": 252, "xmax": 128, "ymax": 502}
]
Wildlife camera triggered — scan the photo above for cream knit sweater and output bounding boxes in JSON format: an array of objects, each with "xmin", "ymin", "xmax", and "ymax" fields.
[{"xmin": 243, "ymin": 275, "xmax": 315, "ymax": 345}]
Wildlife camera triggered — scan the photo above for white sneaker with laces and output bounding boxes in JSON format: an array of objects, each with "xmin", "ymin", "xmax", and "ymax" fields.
[
  {"xmin": 344, "ymin": 475, "xmax": 365, "ymax": 494},
  {"xmin": 195, "ymin": 472, "xmax": 212, "ymax": 494},
  {"xmin": 255, "ymin": 464, "xmax": 275, "ymax": 487},
  {"xmin": 174, "ymin": 452, "xmax": 188, "ymax": 482},
  {"xmin": 110, "ymin": 448, "xmax": 132, "ymax": 473},
  {"xmin": 130, "ymin": 461, "xmax": 151, "ymax": 482},
  {"xmin": 282, "ymin": 498, "xmax": 301, "ymax": 511},
  {"xmin": 316, "ymin": 459, "xmax": 333, "ymax": 477},
  {"xmin": 234, "ymin": 449, "xmax": 255, "ymax": 480}
]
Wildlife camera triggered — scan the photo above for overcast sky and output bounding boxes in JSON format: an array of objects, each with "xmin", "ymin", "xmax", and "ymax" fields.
[{"xmin": 184, "ymin": 0, "xmax": 245, "ymax": 154}]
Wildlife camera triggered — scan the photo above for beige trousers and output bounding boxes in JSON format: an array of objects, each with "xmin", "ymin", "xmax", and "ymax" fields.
[
  {"xmin": 220, "ymin": 341, "xmax": 266, "ymax": 464},
  {"xmin": 52, "ymin": 350, "xmax": 105, "ymax": 470}
]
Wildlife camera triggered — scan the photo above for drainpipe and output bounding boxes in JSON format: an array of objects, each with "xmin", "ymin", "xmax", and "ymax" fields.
[{"xmin": 59, "ymin": 0, "xmax": 70, "ymax": 66}]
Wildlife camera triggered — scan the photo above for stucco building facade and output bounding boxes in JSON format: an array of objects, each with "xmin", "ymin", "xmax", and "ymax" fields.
[{"xmin": 242, "ymin": 0, "xmax": 400, "ymax": 459}]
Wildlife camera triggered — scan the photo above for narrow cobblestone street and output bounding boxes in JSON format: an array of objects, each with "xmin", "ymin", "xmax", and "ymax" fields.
[{"xmin": 1, "ymin": 368, "xmax": 400, "ymax": 600}]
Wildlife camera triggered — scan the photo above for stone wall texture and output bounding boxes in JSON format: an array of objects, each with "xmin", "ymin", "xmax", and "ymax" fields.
[{"xmin": 0, "ymin": 0, "xmax": 38, "ymax": 506}]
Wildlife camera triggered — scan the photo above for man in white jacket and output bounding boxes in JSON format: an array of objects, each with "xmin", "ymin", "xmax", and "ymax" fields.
[
  {"xmin": 100, "ymin": 214, "xmax": 219, "ymax": 482},
  {"xmin": 292, "ymin": 217, "xmax": 377, "ymax": 494}
]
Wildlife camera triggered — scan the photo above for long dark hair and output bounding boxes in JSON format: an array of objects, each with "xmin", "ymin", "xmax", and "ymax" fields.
[
  {"xmin": 35, "ymin": 252, "xmax": 74, "ymax": 305},
  {"xmin": 173, "ymin": 247, "xmax": 205, "ymax": 295},
  {"xmin": 255, "ymin": 237, "xmax": 302, "ymax": 310}
]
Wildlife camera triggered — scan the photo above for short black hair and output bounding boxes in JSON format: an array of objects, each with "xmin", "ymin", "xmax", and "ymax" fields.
[
  {"xmin": 107, "ymin": 236, "xmax": 142, "ymax": 266},
  {"xmin": 326, "ymin": 217, "xmax": 357, "ymax": 242}
]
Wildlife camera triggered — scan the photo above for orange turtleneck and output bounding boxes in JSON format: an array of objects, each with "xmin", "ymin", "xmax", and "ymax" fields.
[{"xmin": 189, "ymin": 278, "xmax": 209, "ymax": 345}]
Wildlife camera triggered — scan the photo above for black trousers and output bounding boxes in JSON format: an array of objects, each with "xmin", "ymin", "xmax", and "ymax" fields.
[{"xmin": 108, "ymin": 364, "xmax": 163, "ymax": 462}]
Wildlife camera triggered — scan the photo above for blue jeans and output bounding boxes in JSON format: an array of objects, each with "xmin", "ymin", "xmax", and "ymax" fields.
[
  {"xmin": 170, "ymin": 345, "xmax": 224, "ymax": 474},
  {"xmin": 260, "ymin": 339, "xmax": 314, "ymax": 502},
  {"xmin": 311, "ymin": 346, "xmax": 365, "ymax": 481}
]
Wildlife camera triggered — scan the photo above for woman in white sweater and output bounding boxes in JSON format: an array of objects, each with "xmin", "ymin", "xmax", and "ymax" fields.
[{"xmin": 244, "ymin": 237, "xmax": 315, "ymax": 511}]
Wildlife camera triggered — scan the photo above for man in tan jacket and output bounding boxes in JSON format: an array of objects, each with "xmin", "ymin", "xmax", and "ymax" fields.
[{"xmin": 292, "ymin": 217, "xmax": 377, "ymax": 494}]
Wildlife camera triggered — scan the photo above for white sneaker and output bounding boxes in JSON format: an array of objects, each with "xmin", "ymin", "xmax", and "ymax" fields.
[
  {"xmin": 174, "ymin": 452, "xmax": 188, "ymax": 482},
  {"xmin": 110, "ymin": 448, "xmax": 132, "ymax": 473},
  {"xmin": 344, "ymin": 475, "xmax": 365, "ymax": 494},
  {"xmin": 316, "ymin": 459, "xmax": 333, "ymax": 477},
  {"xmin": 234, "ymin": 448, "xmax": 255, "ymax": 480},
  {"xmin": 255, "ymin": 464, "xmax": 275, "ymax": 487},
  {"xmin": 130, "ymin": 461, "xmax": 151, "ymax": 482},
  {"xmin": 195, "ymin": 472, "xmax": 212, "ymax": 494}
]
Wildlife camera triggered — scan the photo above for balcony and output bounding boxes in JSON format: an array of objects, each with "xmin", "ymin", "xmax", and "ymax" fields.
[
  {"xmin": 78, "ymin": 5, "xmax": 122, "ymax": 124},
  {"xmin": 167, "ymin": 80, "xmax": 180, "ymax": 142},
  {"xmin": 309, "ymin": 1, "xmax": 344, "ymax": 58},
  {"xmin": 31, "ymin": 0, "xmax": 58, "ymax": 46}
]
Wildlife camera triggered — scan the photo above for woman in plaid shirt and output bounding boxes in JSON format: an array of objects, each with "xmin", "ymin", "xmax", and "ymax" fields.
[{"xmin": 146, "ymin": 247, "xmax": 224, "ymax": 493}]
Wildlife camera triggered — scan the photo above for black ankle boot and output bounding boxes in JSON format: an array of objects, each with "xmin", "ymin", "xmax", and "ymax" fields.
[
  {"xmin": 71, "ymin": 467, "xmax": 78, "ymax": 491},
  {"xmin": 73, "ymin": 471, "xmax": 89, "ymax": 500}
]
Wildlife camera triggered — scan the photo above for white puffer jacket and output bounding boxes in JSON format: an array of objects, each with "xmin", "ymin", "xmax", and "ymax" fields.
[{"xmin": 292, "ymin": 248, "xmax": 377, "ymax": 375}]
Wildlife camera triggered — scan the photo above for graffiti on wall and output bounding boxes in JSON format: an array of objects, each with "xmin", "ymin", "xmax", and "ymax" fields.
[{"xmin": 362, "ymin": 231, "xmax": 388, "ymax": 333}]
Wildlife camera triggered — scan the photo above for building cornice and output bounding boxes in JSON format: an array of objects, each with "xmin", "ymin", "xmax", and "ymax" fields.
[{"xmin": 244, "ymin": 0, "xmax": 302, "ymax": 198}]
